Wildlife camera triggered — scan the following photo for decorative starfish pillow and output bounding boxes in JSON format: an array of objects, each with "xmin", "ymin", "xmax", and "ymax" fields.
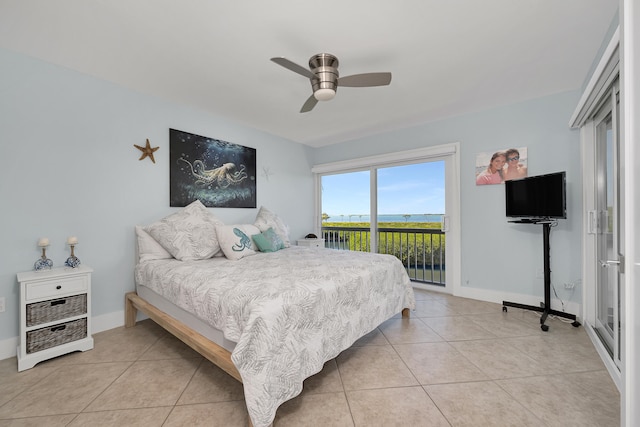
[
  {"xmin": 216, "ymin": 224, "xmax": 261, "ymax": 260},
  {"xmin": 145, "ymin": 200, "xmax": 224, "ymax": 261}
]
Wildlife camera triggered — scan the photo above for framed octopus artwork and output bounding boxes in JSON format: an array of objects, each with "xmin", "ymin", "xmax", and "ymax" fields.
[{"xmin": 169, "ymin": 129, "xmax": 257, "ymax": 208}]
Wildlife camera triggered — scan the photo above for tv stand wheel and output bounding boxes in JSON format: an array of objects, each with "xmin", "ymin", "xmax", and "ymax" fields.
[
  {"xmin": 571, "ymin": 321, "xmax": 581, "ymax": 328},
  {"xmin": 541, "ymin": 324, "xmax": 549, "ymax": 332},
  {"xmin": 502, "ymin": 306, "xmax": 507, "ymax": 312}
]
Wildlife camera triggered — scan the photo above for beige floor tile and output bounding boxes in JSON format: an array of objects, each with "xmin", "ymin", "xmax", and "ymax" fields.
[
  {"xmin": 411, "ymin": 298, "xmax": 459, "ymax": 318},
  {"xmin": 442, "ymin": 297, "xmax": 502, "ymax": 315},
  {"xmin": 69, "ymin": 407, "xmax": 172, "ymax": 426},
  {"xmin": 394, "ymin": 342, "xmax": 489, "ymax": 385},
  {"xmin": 40, "ymin": 319, "xmax": 166, "ymax": 366},
  {"xmin": 0, "ymin": 291, "xmax": 620, "ymax": 427},
  {"xmin": 301, "ymin": 359, "xmax": 344, "ymax": 394},
  {"xmin": 0, "ymin": 414, "xmax": 77, "ymax": 426},
  {"xmin": 84, "ymin": 358, "xmax": 200, "ymax": 411},
  {"xmin": 351, "ymin": 327, "xmax": 389, "ymax": 347},
  {"xmin": 503, "ymin": 306, "xmax": 584, "ymax": 332},
  {"xmin": 450, "ymin": 338, "xmax": 547, "ymax": 379},
  {"xmin": 412, "ymin": 289, "xmax": 436, "ymax": 301},
  {"xmin": 565, "ymin": 369, "xmax": 620, "ymax": 403},
  {"xmin": 504, "ymin": 333, "xmax": 606, "ymax": 373},
  {"xmin": 496, "ymin": 371, "xmax": 620, "ymax": 427},
  {"xmin": 421, "ymin": 316, "xmax": 498, "ymax": 341},
  {"xmin": 465, "ymin": 312, "xmax": 537, "ymax": 337},
  {"xmin": 336, "ymin": 345, "xmax": 418, "ymax": 390},
  {"xmin": 0, "ymin": 358, "xmax": 56, "ymax": 407},
  {"xmin": 177, "ymin": 360, "xmax": 244, "ymax": 405},
  {"xmin": 0, "ymin": 362, "xmax": 131, "ymax": 418},
  {"xmin": 164, "ymin": 402, "xmax": 249, "ymax": 427},
  {"xmin": 413, "ymin": 289, "xmax": 451, "ymax": 302},
  {"xmin": 274, "ymin": 391, "xmax": 353, "ymax": 427},
  {"xmin": 347, "ymin": 386, "xmax": 450, "ymax": 427},
  {"xmin": 379, "ymin": 317, "xmax": 444, "ymax": 344},
  {"xmin": 425, "ymin": 380, "xmax": 544, "ymax": 426},
  {"xmin": 138, "ymin": 333, "xmax": 203, "ymax": 361}
]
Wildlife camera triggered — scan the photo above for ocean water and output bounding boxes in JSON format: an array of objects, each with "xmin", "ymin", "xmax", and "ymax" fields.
[{"xmin": 324, "ymin": 214, "xmax": 443, "ymax": 223}]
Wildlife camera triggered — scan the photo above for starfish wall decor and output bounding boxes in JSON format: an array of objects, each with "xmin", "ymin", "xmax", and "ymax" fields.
[{"xmin": 134, "ymin": 139, "xmax": 159, "ymax": 163}]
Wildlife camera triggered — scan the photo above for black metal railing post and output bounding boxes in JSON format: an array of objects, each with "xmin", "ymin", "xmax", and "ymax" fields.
[{"xmin": 321, "ymin": 226, "xmax": 445, "ymax": 286}]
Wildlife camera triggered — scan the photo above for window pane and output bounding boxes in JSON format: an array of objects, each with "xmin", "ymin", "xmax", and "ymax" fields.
[
  {"xmin": 377, "ymin": 161, "xmax": 446, "ymax": 284},
  {"xmin": 321, "ymin": 170, "xmax": 370, "ymax": 223},
  {"xmin": 377, "ymin": 162, "xmax": 445, "ymax": 222},
  {"xmin": 321, "ymin": 171, "xmax": 370, "ymax": 250}
]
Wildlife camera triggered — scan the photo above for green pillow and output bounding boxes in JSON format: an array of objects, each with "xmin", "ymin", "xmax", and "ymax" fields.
[{"xmin": 252, "ymin": 227, "xmax": 285, "ymax": 252}]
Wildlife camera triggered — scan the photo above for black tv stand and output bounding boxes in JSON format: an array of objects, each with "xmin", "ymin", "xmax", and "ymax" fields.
[{"xmin": 502, "ymin": 221, "xmax": 581, "ymax": 331}]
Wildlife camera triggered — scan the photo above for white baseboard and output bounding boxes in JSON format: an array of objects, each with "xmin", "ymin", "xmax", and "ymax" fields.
[
  {"xmin": 455, "ymin": 285, "xmax": 582, "ymax": 321},
  {"xmin": 0, "ymin": 336, "xmax": 18, "ymax": 361},
  {"xmin": 92, "ymin": 309, "xmax": 126, "ymax": 334},
  {"xmin": 412, "ymin": 283, "xmax": 582, "ymax": 321},
  {"xmin": 0, "ymin": 310, "xmax": 137, "ymax": 362}
]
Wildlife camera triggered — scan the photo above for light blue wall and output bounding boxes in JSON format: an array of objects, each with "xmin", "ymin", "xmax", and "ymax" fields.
[
  {"xmin": 0, "ymin": 45, "xmax": 584, "ymax": 350},
  {"xmin": 311, "ymin": 91, "xmax": 583, "ymax": 305},
  {"xmin": 0, "ymin": 48, "xmax": 315, "ymax": 344}
]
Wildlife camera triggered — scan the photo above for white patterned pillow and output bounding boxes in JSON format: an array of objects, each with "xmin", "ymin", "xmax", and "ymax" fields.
[
  {"xmin": 253, "ymin": 206, "xmax": 291, "ymax": 247},
  {"xmin": 216, "ymin": 224, "xmax": 261, "ymax": 260},
  {"xmin": 145, "ymin": 200, "xmax": 224, "ymax": 261},
  {"xmin": 135, "ymin": 226, "xmax": 173, "ymax": 262}
]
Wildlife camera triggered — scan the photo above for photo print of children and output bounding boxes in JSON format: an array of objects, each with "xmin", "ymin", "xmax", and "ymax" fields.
[{"xmin": 475, "ymin": 147, "xmax": 528, "ymax": 185}]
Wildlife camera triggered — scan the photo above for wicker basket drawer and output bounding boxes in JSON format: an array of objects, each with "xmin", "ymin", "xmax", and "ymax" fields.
[
  {"xmin": 26, "ymin": 318, "xmax": 87, "ymax": 354},
  {"xmin": 26, "ymin": 294, "xmax": 87, "ymax": 327}
]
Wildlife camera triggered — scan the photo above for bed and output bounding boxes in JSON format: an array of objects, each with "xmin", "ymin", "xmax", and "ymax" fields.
[{"xmin": 125, "ymin": 202, "xmax": 415, "ymax": 427}]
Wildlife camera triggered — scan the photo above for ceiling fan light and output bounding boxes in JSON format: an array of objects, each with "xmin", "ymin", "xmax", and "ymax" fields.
[{"xmin": 314, "ymin": 88, "xmax": 336, "ymax": 101}]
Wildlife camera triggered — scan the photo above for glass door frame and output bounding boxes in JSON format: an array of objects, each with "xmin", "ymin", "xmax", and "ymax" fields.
[
  {"xmin": 312, "ymin": 143, "xmax": 461, "ymax": 294},
  {"xmin": 571, "ymin": 28, "xmax": 623, "ymax": 391},
  {"xmin": 593, "ymin": 82, "xmax": 621, "ymax": 367}
]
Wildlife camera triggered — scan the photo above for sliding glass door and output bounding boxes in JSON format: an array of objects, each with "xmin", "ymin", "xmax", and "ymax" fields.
[
  {"xmin": 593, "ymin": 81, "xmax": 622, "ymax": 367},
  {"xmin": 320, "ymin": 159, "xmax": 447, "ymax": 288},
  {"xmin": 377, "ymin": 162, "xmax": 446, "ymax": 285}
]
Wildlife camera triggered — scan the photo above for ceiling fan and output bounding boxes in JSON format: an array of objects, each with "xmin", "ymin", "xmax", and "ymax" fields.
[{"xmin": 270, "ymin": 53, "xmax": 392, "ymax": 113}]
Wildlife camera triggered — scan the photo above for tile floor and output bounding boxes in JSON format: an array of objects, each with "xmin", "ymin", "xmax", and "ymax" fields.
[{"xmin": 0, "ymin": 289, "xmax": 620, "ymax": 426}]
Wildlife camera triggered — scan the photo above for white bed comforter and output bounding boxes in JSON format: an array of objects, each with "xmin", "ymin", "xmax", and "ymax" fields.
[{"xmin": 135, "ymin": 246, "xmax": 415, "ymax": 427}]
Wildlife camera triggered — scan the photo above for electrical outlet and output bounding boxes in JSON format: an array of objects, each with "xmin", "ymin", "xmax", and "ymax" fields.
[
  {"xmin": 0, "ymin": 297, "xmax": 5, "ymax": 313},
  {"xmin": 564, "ymin": 282, "xmax": 576, "ymax": 290}
]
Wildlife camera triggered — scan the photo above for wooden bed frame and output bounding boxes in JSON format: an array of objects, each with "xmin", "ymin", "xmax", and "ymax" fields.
[
  {"xmin": 124, "ymin": 291, "xmax": 410, "ymax": 425},
  {"xmin": 125, "ymin": 292, "xmax": 242, "ymax": 381}
]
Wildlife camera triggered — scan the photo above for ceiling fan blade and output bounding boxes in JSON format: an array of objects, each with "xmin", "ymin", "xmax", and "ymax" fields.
[
  {"xmin": 338, "ymin": 72, "xmax": 392, "ymax": 87},
  {"xmin": 300, "ymin": 94, "xmax": 318, "ymax": 113},
  {"xmin": 271, "ymin": 57, "xmax": 315, "ymax": 79}
]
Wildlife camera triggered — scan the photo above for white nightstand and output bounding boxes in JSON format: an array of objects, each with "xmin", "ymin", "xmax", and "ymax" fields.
[
  {"xmin": 297, "ymin": 238, "xmax": 325, "ymax": 248},
  {"xmin": 16, "ymin": 265, "xmax": 94, "ymax": 371}
]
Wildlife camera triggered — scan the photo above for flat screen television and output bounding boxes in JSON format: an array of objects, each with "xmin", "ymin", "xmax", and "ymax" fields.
[{"xmin": 505, "ymin": 172, "xmax": 566, "ymax": 219}]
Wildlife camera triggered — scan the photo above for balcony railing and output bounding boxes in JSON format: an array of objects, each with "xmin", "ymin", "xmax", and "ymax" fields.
[{"xmin": 322, "ymin": 226, "xmax": 445, "ymax": 286}]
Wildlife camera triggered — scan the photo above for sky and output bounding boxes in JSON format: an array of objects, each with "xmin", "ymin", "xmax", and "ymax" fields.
[{"xmin": 321, "ymin": 161, "xmax": 445, "ymax": 217}]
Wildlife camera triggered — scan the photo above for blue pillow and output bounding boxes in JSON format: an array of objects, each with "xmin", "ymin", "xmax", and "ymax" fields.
[{"xmin": 252, "ymin": 227, "xmax": 285, "ymax": 252}]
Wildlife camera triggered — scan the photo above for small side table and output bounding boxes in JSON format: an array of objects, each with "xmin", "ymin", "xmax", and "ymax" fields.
[
  {"xmin": 297, "ymin": 238, "xmax": 325, "ymax": 248},
  {"xmin": 16, "ymin": 265, "xmax": 94, "ymax": 371}
]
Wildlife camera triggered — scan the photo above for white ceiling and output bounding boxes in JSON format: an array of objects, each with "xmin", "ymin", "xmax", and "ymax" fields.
[{"xmin": 0, "ymin": 1, "xmax": 617, "ymax": 147}]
